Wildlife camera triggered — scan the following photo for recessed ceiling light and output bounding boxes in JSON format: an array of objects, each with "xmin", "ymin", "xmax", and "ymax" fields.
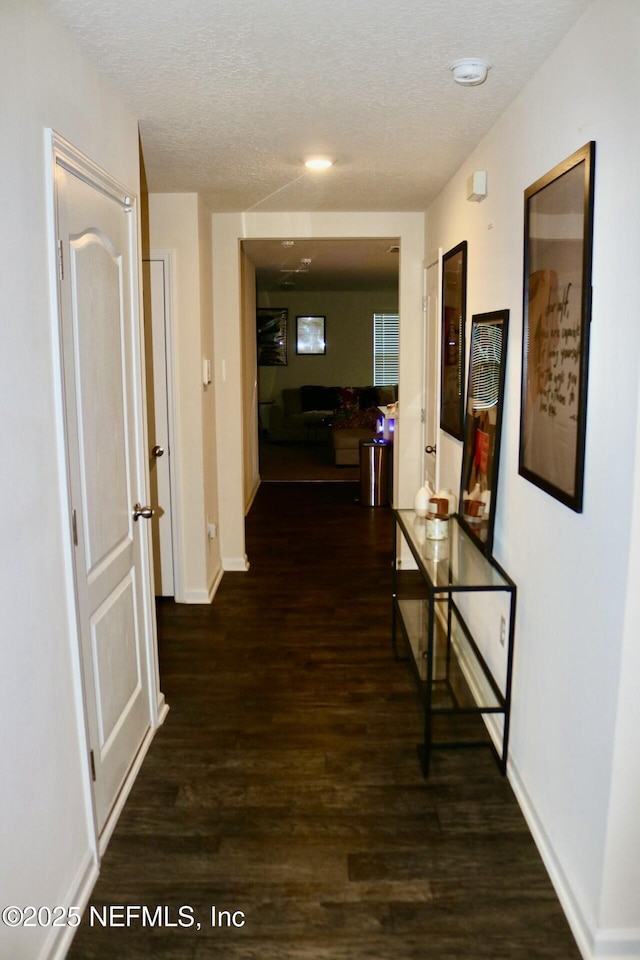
[
  {"xmin": 449, "ymin": 58, "xmax": 491, "ymax": 86},
  {"xmin": 304, "ymin": 157, "xmax": 334, "ymax": 170}
]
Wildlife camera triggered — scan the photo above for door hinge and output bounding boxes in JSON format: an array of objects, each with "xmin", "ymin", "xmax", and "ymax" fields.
[
  {"xmin": 72, "ymin": 509, "xmax": 78, "ymax": 546},
  {"xmin": 422, "ymin": 295, "xmax": 427, "ymax": 312},
  {"xmin": 90, "ymin": 749, "xmax": 96, "ymax": 782},
  {"xmin": 57, "ymin": 240, "xmax": 64, "ymax": 281}
]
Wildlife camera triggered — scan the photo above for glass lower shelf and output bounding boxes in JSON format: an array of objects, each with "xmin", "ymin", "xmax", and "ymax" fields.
[{"xmin": 395, "ymin": 598, "xmax": 504, "ymax": 712}]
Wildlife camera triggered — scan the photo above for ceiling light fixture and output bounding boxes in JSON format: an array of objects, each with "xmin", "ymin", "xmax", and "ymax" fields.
[
  {"xmin": 304, "ymin": 157, "xmax": 334, "ymax": 170},
  {"xmin": 449, "ymin": 58, "xmax": 491, "ymax": 86}
]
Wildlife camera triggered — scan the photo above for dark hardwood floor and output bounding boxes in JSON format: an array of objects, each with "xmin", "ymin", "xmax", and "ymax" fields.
[{"xmin": 67, "ymin": 482, "xmax": 580, "ymax": 959}]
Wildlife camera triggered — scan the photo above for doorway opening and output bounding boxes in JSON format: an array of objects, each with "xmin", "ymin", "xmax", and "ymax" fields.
[{"xmin": 241, "ymin": 238, "xmax": 400, "ymax": 487}]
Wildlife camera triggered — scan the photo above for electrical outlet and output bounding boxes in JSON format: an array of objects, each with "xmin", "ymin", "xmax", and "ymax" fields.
[{"xmin": 499, "ymin": 615, "xmax": 506, "ymax": 647}]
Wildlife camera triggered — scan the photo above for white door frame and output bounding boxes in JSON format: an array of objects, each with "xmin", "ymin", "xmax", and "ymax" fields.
[
  {"xmin": 48, "ymin": 131, "xmax": 167, "ymax": 859},
  {"xmin": 423, "ymin": 253, "xmax": 442, "ymax": 492},
  {"xmin": 145, "ymin": 249, "xmax": 184, "ymax": 602}
]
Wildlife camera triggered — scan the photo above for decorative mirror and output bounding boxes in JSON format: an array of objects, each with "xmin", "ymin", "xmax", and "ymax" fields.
[
  {"xmin": 296, "ymin": 315, "xmax": 326, "ymax": 355},
  {"xmin": 440, "ymin": 241, "xmax": 467, "ymax": 439},
  {"xmin": 459, "ymin": 309, "xmax": 509, "ymax": 556}
]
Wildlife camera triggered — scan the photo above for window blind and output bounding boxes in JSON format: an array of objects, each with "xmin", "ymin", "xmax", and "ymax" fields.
[{"xmin": 373, "ymin": 313, "xmax": 399, "ymax": 386}]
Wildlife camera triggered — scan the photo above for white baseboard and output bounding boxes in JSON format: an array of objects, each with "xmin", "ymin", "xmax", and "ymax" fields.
[
  {"xmin": 181, "ymin": 587, "xmax": 215, "ymax": 603},
  {"xmin": 223, "ymin": 555, "xmax": 250, "ymax": 572},
  {"xmin": 449, "ymin": 620, "xmax": 639, "ymax": 960},
  {"xmin": 44, "ymin": 716, "xmax": 162, "ymax": 958},
  {"xmin": 156, "ymin": 691, "xmax": 169, "ymax": 727},
  {"xmin": 245, "ymin": 476, "xmax": 260, "ymax": 514},
  {"xmin": 508, "ymin": 757, "xmax": 597, "ymax": 960},
  {"xmin": 208, "ymin": 565, "xmax": 224, "ymax": 602},
  {"xmin": 41, "ymin": 852, "xmax": 98, "ymax": 960},
  {"xmin": 592, "ymin": 928, "xmax": 640, "ymax": 959},
  {"xmin": 98, "ymin": 724, "xmax": 156, "ymax": 856}
]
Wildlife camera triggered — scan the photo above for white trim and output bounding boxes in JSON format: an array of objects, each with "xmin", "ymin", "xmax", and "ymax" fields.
[
  {"xmin": 245, "ymin": 475, "xmax": 261, "ymax": 514},
  {"xmin": 592, "ymin": 929, "xmax": 640, "ymax": 959},
  {"xmin": 39, "ymin": 851, "xmax": 98, "ymax": 960},
  {"xmin": 52, "ymin": 132, "xmax": 135, "ymax": 209},
  {"xmin": 129, "ymin": 184, "xmax": 163, "ymax": 734},
  {"xmin": 47, "ymin": 129, "xmax": 102, "ymax": 861},
  {"xmin": 98, "ymin": 725, "xmax": 156, "ymax": 856},
  {"xmin": 509, "ymin": 756, "xmax": 594, "ymax": 960},
  {"xmin": 223, "ymin": 555, "xmax": 251, "ymax": 572},
  {"xmin": 147, "ymin": 249, "xmax": 185, "ymax": 602},
  {"xmin": 434, "ymin": 250, "xmax": 443, "ymax": 491},
  {"xmin": 182, "ymin": 587, "xmax": 217, "ymax": 603},
  {"xmin": 156, "ymin": 692, "xmax": 170, "ymax": 727},
  {"xmin": 208, "ymin": 564, "xmax": 224, "ymax": 603}
]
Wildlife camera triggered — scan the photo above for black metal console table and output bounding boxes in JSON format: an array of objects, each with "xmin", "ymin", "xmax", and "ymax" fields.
[{"xmin": 392, "ymin": 509, "xmax": 517, "ymax": 776}]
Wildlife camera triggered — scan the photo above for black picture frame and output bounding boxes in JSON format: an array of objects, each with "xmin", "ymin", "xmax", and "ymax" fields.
[
  {"xmin": 440, "ymin": 241, "xmax": 467, "ymax": 440},
  {"xmin": 295, "ymin": 315, "xmax": 326, "ymax": 355},
  {"xmin": 257, "ymin": 307, "xmax": 287, "ymax": 366},
  {"xmin": 519, "ymin": 141, "xmax": 595, "ymax": 512},
  {"xmin": 459, "ymin": 310, "xmax": 509, "ymax": 557}
]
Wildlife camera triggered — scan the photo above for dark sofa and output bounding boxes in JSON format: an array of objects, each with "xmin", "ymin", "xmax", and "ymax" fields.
[{"xmin": 267, "ymin": 384, "xmax": 397, "ymax": 465}]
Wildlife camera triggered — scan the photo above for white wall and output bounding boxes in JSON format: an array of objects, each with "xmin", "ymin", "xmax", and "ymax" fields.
[
  {"xmin": 212, "ymin": 212, "xmax": 424, "ymax": 570},
  {"xmin": 256, "ymin": 288, "xmax": 399, "ymax": 400},
  {"xmin": 148, "ymin": 194, "xmax": 222, "ymax": 601},
  {"xmin": 425, "ymin": 2, "xmax": 640, "ymax": 957},
  {"xmin": 0, "ymin": 2, "xmax": 142, "ymax": 958}
]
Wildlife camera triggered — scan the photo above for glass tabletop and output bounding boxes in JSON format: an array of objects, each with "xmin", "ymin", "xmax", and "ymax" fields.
[{"xmin": 395, "ymin": 509, "xmax": 512, "ymax": 591}]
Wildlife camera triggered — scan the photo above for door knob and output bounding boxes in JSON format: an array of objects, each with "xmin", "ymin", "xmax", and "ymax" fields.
[
  {"xmin": 425, "ymin": 445, "xmax": 437, "ymax": 455},
  {"xmin": 152, "ymin": 445, "xmax": 164, "ymax": 458},
  {"xmin": 132, "ymin": 503, "xmax": 154, "ymax": 521}
]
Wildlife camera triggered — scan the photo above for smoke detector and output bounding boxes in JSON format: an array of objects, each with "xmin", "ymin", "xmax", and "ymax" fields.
[{"xmin": 449, "ymin": 58, "xmax": 491, "ymax": 86}]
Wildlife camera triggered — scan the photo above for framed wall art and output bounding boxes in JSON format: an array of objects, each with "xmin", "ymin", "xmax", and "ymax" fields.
[
  {"xmin": 519, "ymin": 142, "xmax": 595, "ymax": 512},
  {"xmin": 296, "ymin": 315, "xmax": 326, "ymax": 355},
  {"xmin": 459, "ymin": 310, "xmax": 509, "ymax": 556},
  {"xmin": 257, "ymin": 307, "xmax": 287, "ymax": 366},
  {"xmin": 441, "ymin": 241, "xmax": 467, "ymax": 440}
]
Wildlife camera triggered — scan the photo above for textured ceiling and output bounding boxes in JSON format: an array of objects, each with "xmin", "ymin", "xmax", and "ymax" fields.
[
  {"xmin": 243, "ymin": 238, "xmax": 400, "ymax": 292},
  {"xmin": 45, "ymin": 0, "xmax": 592, "ymax": 214}
]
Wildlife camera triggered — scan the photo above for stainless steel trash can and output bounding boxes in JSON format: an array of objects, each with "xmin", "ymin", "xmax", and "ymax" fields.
[{"xmin": 359, "ymin": 438, "xmax": 391, "ymax": 507}]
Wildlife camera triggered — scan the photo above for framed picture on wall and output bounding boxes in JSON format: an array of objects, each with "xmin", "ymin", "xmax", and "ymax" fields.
[
  {"xmin": 257, "ymin": 307, "xmax": 287, "ymax": 366},
  {"xmin": 519, "ymin": 142, "xmax": 595, "ymax": 512},
  {"xmin": 296, "ymin": 315, "xmax": 326, "ymax": 355},
  {"xmin": 440, "ymin": 241, "xmax": 467, "ymax": 440},
  {"xmin": 459, "ymin": 310, "xmax": 509, "ymax": 556}
]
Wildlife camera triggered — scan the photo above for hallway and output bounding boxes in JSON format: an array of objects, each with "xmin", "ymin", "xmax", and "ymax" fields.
[{"xmin": 67, "ymin": 483, "xmax": 580, "ymax": 959}]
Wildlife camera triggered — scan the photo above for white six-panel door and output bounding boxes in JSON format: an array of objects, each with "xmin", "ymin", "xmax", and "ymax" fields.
[{"xmin": 55, "ymin": 152, "xmax": 153, "ymax": 833}]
